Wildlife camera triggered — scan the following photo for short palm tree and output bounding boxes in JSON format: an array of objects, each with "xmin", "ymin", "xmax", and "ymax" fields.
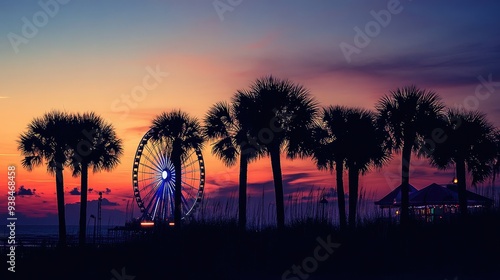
[
  {"xmin": 376, "ymin": 85, "xmax": 444, "ymax": 225},
  {"xmin": 428, "ymin": 109, "xmax": 496, "ymax": 216},
  {"xmin": 150, "ymin": 110, "xmax": 205, "ymax": 228},
  {"xmin": 18, "ymin": 111, "xmax": 74, "ymax": 246},
  {"xmin": 70, "ymin": 112, "xmax": 123, "ymax": 245},
  {"xmin": 204, "ymin": 98, "xmax": 262, "ymax": 230},
  {"xmin": 242, "ymin": 75, "xmax": 319, "ymax": 229}
]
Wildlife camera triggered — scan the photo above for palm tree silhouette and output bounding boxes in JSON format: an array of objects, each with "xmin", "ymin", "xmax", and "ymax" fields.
[
  {"xmin": 311, "ymin": 106, "xmax": 350, "ymax": 230},
  {"xmin": 493, "ymin": 131, "xmax": 500, "ymax": 185},
  {"xmin": 150, "ymin": 110, "xmax": 205, "ymax": 228},
  {"xmin": 427, "ymin": 109, "xmax": 496, "ymax": 216},
  {"xmin": 343, "ymin": 107, "xmax": 390, "ymax": 229},
  {"xmin": 18, "ymin": 111, "xmax": 73, "ymax": 246},
  {"xmin": 242, "ymin": 75, "xmax": 318, "ymax": 229},
  {"xmin": 204, "ymin": 99, "xmax": 262, "ymax": 230},
  {"xmin": 376, "ymin": 85, "xmax": 444, "ymax": 225},
  {"xmin": 314, "ymin": 106, "xmax": 389, "ymax": 229},
  {"xmin": 70, "ymin": 112, "xmax": 123, "ymax": 246}
]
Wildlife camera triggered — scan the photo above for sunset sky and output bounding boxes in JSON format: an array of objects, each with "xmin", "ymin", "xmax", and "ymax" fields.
[{"xmin": 1, "ymin": 0, "xmax": 499, "ymax": 226}]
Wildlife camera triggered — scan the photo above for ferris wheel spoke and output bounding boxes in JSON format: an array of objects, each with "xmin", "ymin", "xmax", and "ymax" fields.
[
  {"xmin": 184, "ymin": 188, "xmax": 199, "ymax": 201},
  {"xmin": 150, "ymin": 138, "xmax": 168, "ymax": 169},
  {"xmin": 182, "ymin": 158, "xmax": 198, "ymax": 171},
  {"xmin": 181, "ymin": 175, "xmax": 198, "ymax": 181},
  {"xmin": 183, "ymin": 149, "xmax": 196, "ymax": 161},
  {"xmin": 181, "ymin": 169, "xmax": 198, "ymax": 175},
  {"xmin": 137, "ymin": 174, "xmax": 160, "ymax": 183},
  {"xmin": 167, "ymin": 183, "xmax": 175, "ymax": 218},
  {"xmin": 144, "ymin": 184, "xmax": 162, "ymax": 219},
  {"xmin": 153, "ymin": 180, "xmax": 169, "ymax": 219},
  {"xmin": 151, "ymin": 194, "xmax": 161, "ymax": 220},
  {"xmin": 182, "ymin": 190, "xmax": 197, "ymax": 204},
  {"xmin": 140, "ymin": 150, "xmax": 164, "ymax": 172},
  {"xmin": 138, "ymin": 170, "xmax": 158, "ymax": 176},
  {"xmin": 149, "ymin": 138, "xmax": 171, "ymax": 169},
  {"xmin": 138, "ymin": 161, "xmax": 161, "ymax": 174},
  {"xmin": 159, "ymin": 181, "xmax": 168, "ymax": 220},
  {"xmin": 139, "ymin": 175, "xmax": 162, "ymax": 189},
  {"xmin": 181, "ymin": 194, "xmax": 190, "ymax": 213},
  {"xmin": 141, "ymin": 179, "xmax": 163, "ymax": 200},
  {"xmin": 182, "ymin": 180, "xmax": 200, "ymax": 192},
  {"xmin": 141, "ymin": 146, "xmax": 162, "ymax": 168},
  {"xmin": 182, "ymin": 156, "xmax": 198, "ymax": 170}
]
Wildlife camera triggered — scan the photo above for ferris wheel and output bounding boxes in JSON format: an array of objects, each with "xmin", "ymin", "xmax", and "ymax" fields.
[{"xmin": 132, "ymin": 128, "xmax": 205, "ymax": 223}]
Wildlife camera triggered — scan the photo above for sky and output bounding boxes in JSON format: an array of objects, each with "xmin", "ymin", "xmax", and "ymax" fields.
[{"xmin": 1, "ymin": 0, "xmax": 499, "ymax": 226}]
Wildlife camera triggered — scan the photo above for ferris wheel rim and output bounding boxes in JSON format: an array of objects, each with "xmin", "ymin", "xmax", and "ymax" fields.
[{"xmin": 132, "ymin": 128, "xmax": 205, "ymax": 222}]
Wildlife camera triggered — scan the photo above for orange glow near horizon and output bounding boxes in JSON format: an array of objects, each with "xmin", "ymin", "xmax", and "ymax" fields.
[{"xmin": 1, "ymin": 2, "xmax": 499, "ymax": 226}]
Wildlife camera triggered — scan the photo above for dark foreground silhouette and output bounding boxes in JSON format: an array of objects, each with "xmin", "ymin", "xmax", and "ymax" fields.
[{"xmin": 3, "ymin": 211, "xmax": 500, "ymax": 280}]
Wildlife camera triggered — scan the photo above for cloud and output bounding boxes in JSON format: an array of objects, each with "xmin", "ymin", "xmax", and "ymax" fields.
[
  {"xmin": 124, "ymin": 125, "xmax": 152, "ymax": 135},
  {"xmin": 341, "ymin": 44, "xmax": 500, "ymax": 87},
  {"xmin": 69, "ymin": 188, "xmax": 81, "ymax": 195},
  {"xmin": 90, "ymin": 188, "xmax": 112, "ymax": 195},
  {"xmin": 100, "ymin": 198, "xmax": 119, "ymax": 206},
  {"xmin": 244, "ymin": 42, "xmax": 500, "ymax": 90},
  {"xmin": 17, "ymin": 185, "xmax": 35, "ymax": 196}
]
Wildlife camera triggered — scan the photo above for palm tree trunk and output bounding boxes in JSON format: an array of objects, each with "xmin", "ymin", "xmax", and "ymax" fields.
[
  {"xmin": 55, "ymin": 162, "xmax": 66, "ymax": 247},
  {"xmin": 400, "ymin": 140, "xmax": 413, "ymax": 226},
  {"xmin": 173, "ymin": 143, "xmax": 183, "ymax": 228},
  {"xmin": 269, "ymin": 146, "xmax": 285, "ymax": 230},
  {"xmin": 335, "ymin": 160, "xmax": 347, "ymax": 230},
  {"xmin": 456, "ymin": 159, "xmax": 468, "ymax": 217},
  {"xmin": 238, "ymin": 153, "xmax": 248, "ymax": 230},
  {"xmin": 79, "ymin": 163, "xmax": 88, "ymax": 246},
  {"xmin": 348, "ymin": 166, "xmax": 359, "ymax": 229}
]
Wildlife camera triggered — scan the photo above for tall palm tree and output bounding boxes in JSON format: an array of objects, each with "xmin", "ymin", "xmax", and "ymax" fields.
[
  {"xmin": 203, "ymin": 99, "xmax": 262, "ymax": 230},
  {"xmin": 311, "ymin": 106, "xmax": 351, "ymax": 230},
  {"xmin": 70, "ymin": 112, "xmax": 123, "ymax": 246},
  {"xmin": 342, "ymin": 108, "xmax": 390, "ymax": 228},
  {"xmin": 428, "ymin": 109, "xmax": 496, "ymax": 216},
  {"xmin": 242, "ymin": 75, "xmax": 319, "ymax": 229},
  {"xmin": 376, "ymin": 85, "xmax": 444, "ymax": 225},
  {"xmin": 18, "ymin": 111, "xmax": 74, "ymax": 246},
  {"xmin": 150, "ymin": 110, "xmax": 205, "ymax": 228}
]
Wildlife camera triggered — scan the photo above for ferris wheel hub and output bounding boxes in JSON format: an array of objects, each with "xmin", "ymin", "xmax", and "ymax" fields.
[{"xmin": 161, "ymin": 170, "xmax": 168, "ymax": 180}]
